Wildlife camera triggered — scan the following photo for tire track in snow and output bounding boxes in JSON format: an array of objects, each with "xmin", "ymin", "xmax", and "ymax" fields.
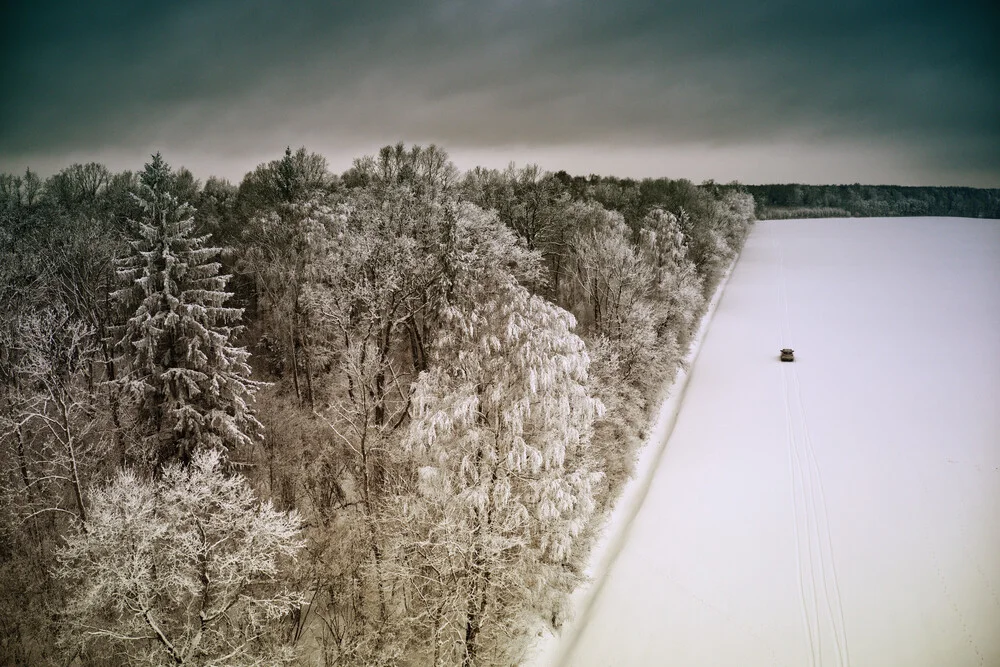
[
  {"xmin": 790, "ymin": 368, "xmax": 850, "ymax": 667},
  {"xmin": 773, "ymin": 225, "xmax": 820, "ymax": 666},
  {"xmin": 790, "ymin": 405, "xmax": 827, "ymax": 665},
  {"xmin": 781, "ymin": 365, "xmax": 820, "ymax": 667},
  {"xmin": 775, "ymin": 225, "xmax": 850, "ymax": 667}
]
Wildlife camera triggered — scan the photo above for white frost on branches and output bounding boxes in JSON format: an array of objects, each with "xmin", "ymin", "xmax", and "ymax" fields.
[
  {"xmin": 399, "ymin": 276, "xmax": 603, "ymax": 665},
  {"xmin": 57, "ymin": 449, "xmax": 304, "ymax": 666},
  {"xmin": 115, "ymin": 154, "xmax": 261, "ymax": 465},
  {"xmin": 0, "ymin": 305, "xmax": 103, "ymax": 524}
]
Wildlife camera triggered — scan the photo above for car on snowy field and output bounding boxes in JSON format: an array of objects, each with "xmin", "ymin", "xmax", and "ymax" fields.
[{"xmin": 780, "ymin": 348, "xmax": 794, "ymax": 362}]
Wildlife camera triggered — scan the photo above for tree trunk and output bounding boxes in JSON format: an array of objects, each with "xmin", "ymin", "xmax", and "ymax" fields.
[
  {"xmin": 463, "ymin": 537, "xmax": 494, "ymax": 667},
  {"xmin": 373, "ymin": 322, "xmax": 393, "ymax": 428},
  {"xmin": 359, "ymin": 432, "xmax": 387, "ymax": 622},
  {"xmin": 592, "ymin": 277, "xmax": 603, "ymax": 332},
  {"xmin": 303, "ymin": 342, "xmax": 315, "ymax": 409},
  {"xmin": 463, "ymin": 447, "xmax": 500, "ymax": 667},
  {"xmin": 407, "ymin": 316, "xmax": 427, "ymax": 374},
  {"xmin": 55, "ymin": 393, "xmax": 88, "ymax": 524},
  {"xmin": 432, "ymin": 601, "xmax": 445, "ymax": 667},
  {"xmin": 15, "ymin": 424, "xmax": 32, "ymax": 498},
  {"xmin": 289, "ymin": 318, "xmax": 301, "ymax": 402},
  {"xmin": 100, "ymin": 305, "xmax": 127, "ymax": 465}
]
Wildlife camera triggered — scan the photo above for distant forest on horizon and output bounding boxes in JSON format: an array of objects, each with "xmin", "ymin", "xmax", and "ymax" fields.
[
  {"xmin": 740, "ymin": 182, "xmax": 1000, "ymax": 219},
  {"xmin": 4, "ymin": 152, "xmax": 1000, "ymax": 228}
]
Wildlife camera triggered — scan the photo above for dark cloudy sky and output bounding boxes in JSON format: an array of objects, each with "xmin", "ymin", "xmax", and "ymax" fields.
[{"xmin": 2, "ymin": 0, "xmax": 998, "ymax": 186}]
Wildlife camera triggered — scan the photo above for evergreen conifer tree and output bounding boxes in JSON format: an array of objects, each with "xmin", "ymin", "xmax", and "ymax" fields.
[{"xmin": 115, "ymin": 153, "xmax": 260, "ymax": 466}]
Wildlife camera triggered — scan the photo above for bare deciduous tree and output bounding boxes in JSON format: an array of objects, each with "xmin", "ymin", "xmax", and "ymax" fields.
[{"xmin": 0, "ymin": 306, "xmax": 105, "ymax": 526}]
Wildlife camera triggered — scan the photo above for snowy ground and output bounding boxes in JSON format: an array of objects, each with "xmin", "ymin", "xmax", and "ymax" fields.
[{"xmin": 541, "ymin": 217, "xmax": 1000, "ymax": 667}]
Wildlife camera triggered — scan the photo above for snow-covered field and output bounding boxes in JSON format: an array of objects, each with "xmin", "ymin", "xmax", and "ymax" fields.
[{"xmin": 546, "ymin": 217, "xmax": 1000, "ymax": 667}]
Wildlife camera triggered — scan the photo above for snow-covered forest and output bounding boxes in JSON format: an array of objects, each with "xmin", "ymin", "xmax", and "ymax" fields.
[{"xmin": 0, "ymin": 145, "xmax": 753, "ymax": 666}]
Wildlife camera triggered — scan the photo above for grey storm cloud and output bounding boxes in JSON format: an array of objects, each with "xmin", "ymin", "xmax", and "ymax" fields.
[{"xmin": 1, "ymin": 0, "xmax": 997, "ymax": 185}]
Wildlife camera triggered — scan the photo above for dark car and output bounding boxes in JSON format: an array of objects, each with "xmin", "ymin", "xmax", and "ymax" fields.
[{"xmin": 780, "ymin": 348, "xmax": 794, "ymax": 362}]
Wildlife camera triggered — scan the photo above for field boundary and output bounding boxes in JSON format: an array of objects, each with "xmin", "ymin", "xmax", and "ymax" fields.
[{"xmin": 525, "ymin": 238, "xmax": 748, "ymax": 667}]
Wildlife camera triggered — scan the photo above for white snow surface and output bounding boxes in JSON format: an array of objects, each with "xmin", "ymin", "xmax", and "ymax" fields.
[{"xmin": 541, "ymin": 217, "xmax": 1000, "ymax": 667}]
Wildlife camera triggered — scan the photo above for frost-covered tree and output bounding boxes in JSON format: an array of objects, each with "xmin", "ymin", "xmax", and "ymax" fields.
[
  {"xmin": 238, "ymin": 146, "xmax": 333, "ymax": 216},
  {"xmin": 347, "ymin": 142, "xmax": 458, "ymax": 198},
  {"xmin": 115, "ymin": 154, "xmax": 260, "ymax": 466},
  {"xmin": 398, "ymin": 276, "xmax": 602, "ymax": 667},
  {"xmin": 0, "ymin": 306, "xmax": 104, "ymax": 525},
  {"xmin": 671, "ymin": 189, "xmax": 754, "ymax": 292},
  {"xmin": 241, "ymin": 192, "xmax": 335, "ymax": 407},
  {"xmin": 46, "ymin": 163, "xmax": 111, "ymax": 213},
  {"xmin": 564, "ymin": 201, "xmax": 651, "ymax": 341},
  {"xmin": 638, "ymin": 207, "xmax": 705, "ymax": 342},
  {"xmin": 57, "ymin": 449, "xmax": 304, "ymax": 666},
  {"xmin": 297, "ymin": 193, "xmax": 547, "ymax": 665},
  {"xmin": 237, "ymin": 147, "xmax": 334, "ymax": 406},
  {"xmin": 461, "ymin": 164, "xmax": 572, "ymax": 296},
  {"xmin": 714, "ymin": 189, "xmax": 755, "ymax": 254}
]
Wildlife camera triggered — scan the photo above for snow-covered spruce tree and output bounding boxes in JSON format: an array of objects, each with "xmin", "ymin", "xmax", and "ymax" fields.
[
  {"xmin": 397, "ymin": 275, "xmax": 602, "ymax": 667},
  {"xmin": 115, "ymin": 154, "xmax": 260, "ymax": 466},
  {"xmin": 57, "ymin": 449, "xmax": 304, "ymax": 666}
]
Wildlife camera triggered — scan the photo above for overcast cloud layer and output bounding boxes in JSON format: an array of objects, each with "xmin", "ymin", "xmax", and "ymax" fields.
[{"xmin": 2, "ymin": 0, "xmax": 998, "ymax": 185}]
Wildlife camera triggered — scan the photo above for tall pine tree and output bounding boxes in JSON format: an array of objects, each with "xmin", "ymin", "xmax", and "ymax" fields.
[{"xmin": 115, "ymin": 153, "xmax": 260, "ymax": 466}]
